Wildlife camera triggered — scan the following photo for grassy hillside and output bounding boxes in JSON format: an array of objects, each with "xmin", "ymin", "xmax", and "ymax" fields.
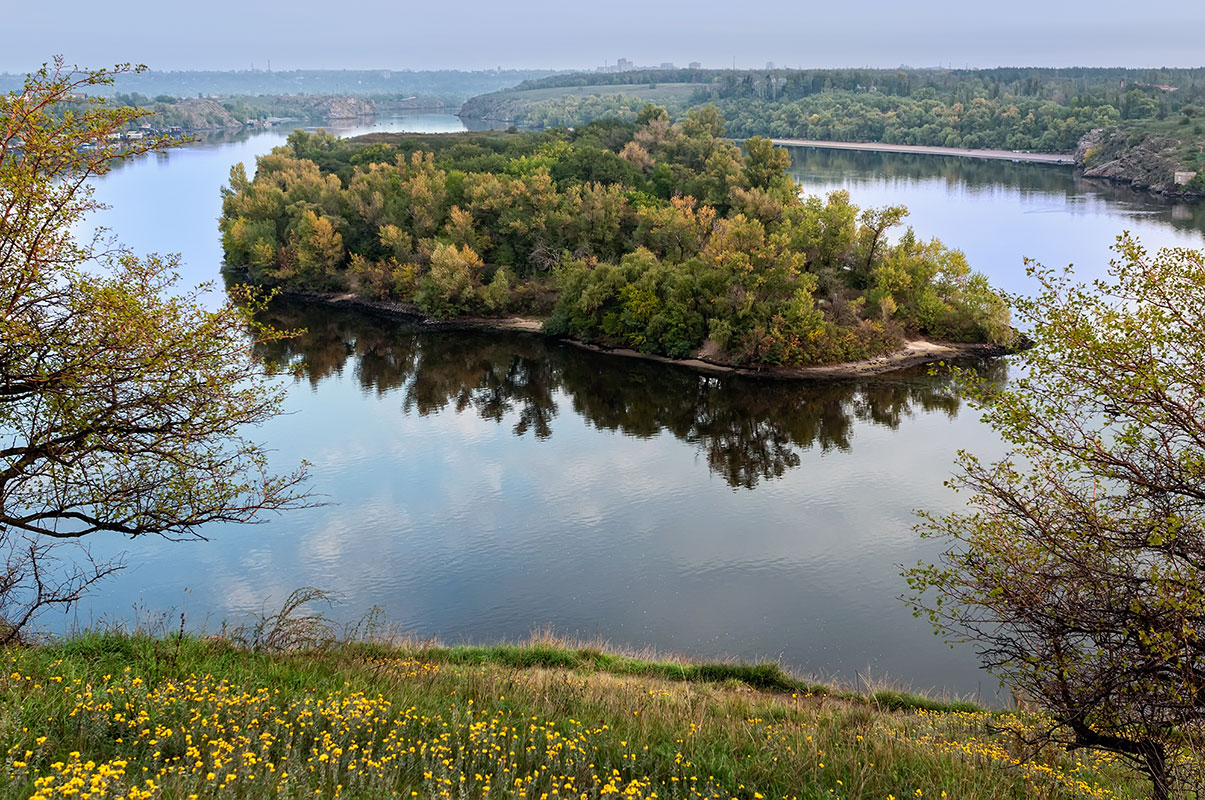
[
  {"xmin": 459, "ymin": 83, "xmax": 704, "ymax": 126},
  {"xmin": 0, "ymin": 629, "xmax": 1144, "ymax": 799}
]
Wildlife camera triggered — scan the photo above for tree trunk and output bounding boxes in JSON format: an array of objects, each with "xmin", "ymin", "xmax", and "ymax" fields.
[{"xmin": 1144, "ymin": 741, "xmax": 1171, "ymax": 800}]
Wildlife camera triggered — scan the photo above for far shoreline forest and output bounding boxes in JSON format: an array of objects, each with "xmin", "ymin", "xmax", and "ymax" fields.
[
  {"xmin": 459, "ymin": 66, "xmax": 1205, "ymax": 196},
  {"xmin": 219, "ymin": 107, "xmax": 1013, "ymax": 368}
]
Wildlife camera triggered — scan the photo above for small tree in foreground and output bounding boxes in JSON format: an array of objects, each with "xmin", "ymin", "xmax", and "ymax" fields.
[
  {"xmin": 909, "ymin": 235, "xmax": 1205, "ymax": 799},
  {"xmin": 0, "ymin": 59, "xmax": 307, "ymax": 643}
]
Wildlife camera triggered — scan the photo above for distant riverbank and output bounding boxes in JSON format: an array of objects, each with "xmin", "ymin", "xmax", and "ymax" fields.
[{"xmin": 761, "ymin": 138, "xmax": 1077, "ymax": 165}]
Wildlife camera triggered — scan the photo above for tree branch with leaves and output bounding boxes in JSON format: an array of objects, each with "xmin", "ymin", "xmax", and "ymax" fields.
[
  {"xmin": 0, "ymin": 58, "xmax": 309, "ymax": 644},
  {"xmin": 908, "ymin": 235, "xmax": 1205, "ymax": 800}
]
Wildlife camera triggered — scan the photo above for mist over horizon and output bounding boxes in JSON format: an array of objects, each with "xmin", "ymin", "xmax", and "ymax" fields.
[{"xmin": 5, "ymin": 0, "xmax": 1204, "ymax": 75}]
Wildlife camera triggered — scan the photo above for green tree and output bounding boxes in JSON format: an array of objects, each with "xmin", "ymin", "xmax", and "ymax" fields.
[
  {"xmin": 909, "ymin": 236, "xmax": 1205, "ymax": 800},
  {"xmin": 1, "ymin": 59, "xmax": 308, "ymax": 642},
  {"xmin": 741, "ymin": 136, "xmax": 792, "ymax": 197}
]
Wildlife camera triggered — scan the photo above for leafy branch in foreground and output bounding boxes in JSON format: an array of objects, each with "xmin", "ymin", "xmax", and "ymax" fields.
[
  {"xmin": 909, "ymin": 235, "xmax": 1205, "ymax": 799},
  {"xmin": 0, "ymin": 58, "xmax": 309, "ymax": 644}
]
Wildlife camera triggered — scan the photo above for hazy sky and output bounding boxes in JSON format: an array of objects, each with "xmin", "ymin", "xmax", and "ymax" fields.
[{"xmin": 6, "ymin": 0, "xmax": 1204, "ymax": 73}]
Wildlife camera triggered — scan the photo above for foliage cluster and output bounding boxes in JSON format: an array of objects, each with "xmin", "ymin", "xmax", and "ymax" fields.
[
  {"xmin": 101, "ymin": 93, "xmax": 455, "ymax": 133},
  {"xmin": 910, "ymin": 238, "xmax": 1205, "ymax": 799},
  {"xmin": 719, "ymin": 92, "xmax": 1119, "ymax": 152},
  {"xmin": 469, "ymin": 67, "xmax": 1205, "ymax": 157},
  {"xmin": 511, "ymin": 66, "xmax": 1205, "ymax": 105},
  {"xmin": 482, "ymin": 92, "xmax": 688, "ymax": 128},
  {"xmin": 221, "ymin": 107, "xmax": 1011, "ymax": 366},
  {"xmin": 0, "ymin": 631, "xmax": 1143, "ymax": 800}
]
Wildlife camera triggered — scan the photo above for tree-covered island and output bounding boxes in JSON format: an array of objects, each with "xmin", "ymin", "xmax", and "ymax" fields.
[{"xmin": 220, "ymin": 106, "xmax": 1012, "ymax": 368}]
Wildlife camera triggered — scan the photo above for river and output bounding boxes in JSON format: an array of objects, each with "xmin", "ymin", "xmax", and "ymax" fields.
[{"xmin": 69, "ymin": 114, "xmax": 1205, "ymax": 702}]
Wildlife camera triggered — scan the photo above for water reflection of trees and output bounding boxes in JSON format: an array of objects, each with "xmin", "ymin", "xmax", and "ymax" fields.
[{"xmin": 257, "ymin": 300, "xmax": 1006, "ymax": 489}]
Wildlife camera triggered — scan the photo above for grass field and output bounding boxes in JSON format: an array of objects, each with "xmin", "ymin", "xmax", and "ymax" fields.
[{"xmin": 0, "ymin": 625, "xmax": 1148, "ymax": 800}]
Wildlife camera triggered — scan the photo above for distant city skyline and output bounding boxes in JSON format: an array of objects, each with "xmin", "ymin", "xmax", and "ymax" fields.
[{"xmin": 5, "ymin": 0, "xmax": 1204, "ymax": 74}]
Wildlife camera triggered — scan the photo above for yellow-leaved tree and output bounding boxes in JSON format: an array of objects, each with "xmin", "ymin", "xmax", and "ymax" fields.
[{"xmin": 0, "ymin": 58, "xmax": 309, "ymax": 643}]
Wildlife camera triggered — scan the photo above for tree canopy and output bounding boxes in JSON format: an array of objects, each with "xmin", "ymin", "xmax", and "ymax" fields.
[{"xmin": 220, "ymin": 108, "xmax": 1012, "ymax": 367}]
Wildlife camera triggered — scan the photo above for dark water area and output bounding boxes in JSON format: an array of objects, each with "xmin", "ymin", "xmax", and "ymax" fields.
[
  {"xmin": 258, "ymin": 300, "xmax": 1006, "ymax": 492},
  {"xmin": 67, "ymin": 116, "xmax": 1205, "ymax": 702}
]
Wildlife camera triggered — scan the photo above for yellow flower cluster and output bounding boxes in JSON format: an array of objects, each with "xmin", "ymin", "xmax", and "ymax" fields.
[
  {"xmin": 2, "ymin": 652, "xmax": 1153, "ymax": 800},
  {"xmin": 4, "ymin": 659, "xmax": 738, "ymax": 800},
  {"xmin": 873, "ymin": 710, "xmax": 1119, "ymax": 799}
]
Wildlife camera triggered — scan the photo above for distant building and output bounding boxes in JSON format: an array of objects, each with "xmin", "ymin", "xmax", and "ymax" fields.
[
  {"xmin": 688, "ymin": 62, "xmax": 702, "ymax": 70},
  {"xmin": 660, "ymin": 62, "xmax": 676, "ymax": 70},
  {"xmin": 1174, "ymin": 171, "xmax": 1197, "ymax": 186},
  {"xmin": 766, "ymin": 61, "xmax": 776, "ymax": 70},
  {"xmin": 617, "ymin": 57, "xmax": 634, "ymax": 71}
]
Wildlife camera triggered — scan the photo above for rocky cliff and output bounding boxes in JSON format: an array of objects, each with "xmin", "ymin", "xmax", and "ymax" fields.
[
  {"xmin": 297, "ymin": 96, "xmax": 377, "ymax": 119},
  {"xmin": 1076, "ymin": 128, "xmax": 1203, "ymax": 197},
  {"xmin": 150, "ymin": 98, "xmax": 242, "ymax": 130}
]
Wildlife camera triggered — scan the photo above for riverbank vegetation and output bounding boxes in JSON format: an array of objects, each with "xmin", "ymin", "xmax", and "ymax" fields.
[
  {"xmin": 460, "ymin": 67, "xmax": 1205, "ymax": 193},
  {"xmin": 0, "ymin": 626, "xmax": 1144, "ymax": 800},
  {"xmin": 220, "ymin": 107, "xmax": 1012, "ymax": 367},
  {"xmin": 1, "ymin": 59, "xmax": 309, "ymax": 646}
]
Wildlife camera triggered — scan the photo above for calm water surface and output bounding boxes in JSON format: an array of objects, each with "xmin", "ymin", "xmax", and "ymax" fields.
[{"xmin": 71, "ymin": 118, "xmax": 1205, "ymax": 701}]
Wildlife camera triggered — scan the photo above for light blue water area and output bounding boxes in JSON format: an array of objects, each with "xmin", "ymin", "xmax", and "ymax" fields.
[
  {"xmin": 81, "ymin": 114, "xmax": 490, "ymax": 299},
  {"xmin": 787, "ymin": 146, "xmax": 1205, "ymax": 296},
  {"xmin": 61, "ymin": 121, "xmax": 1205, "ymax": 701}
]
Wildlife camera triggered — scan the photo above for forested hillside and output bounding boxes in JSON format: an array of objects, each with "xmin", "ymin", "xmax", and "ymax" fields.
[
  {"xmin": 220, "ymin": 106, "xmax": 1011, "ymax": 368},
  {"xmin": 460, "ymin": 67, "xmax": 1205, "ymax": 186}
]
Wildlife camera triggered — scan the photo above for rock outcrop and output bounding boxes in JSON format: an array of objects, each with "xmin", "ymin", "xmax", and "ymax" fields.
[
  {"xmin": 458, "ymin": 91, "xmax": 526, "ymax": 122},
  {"xmin": 150, "ymin": 98, "xmax": 242, "ymax": 131},
  {"xmin": 300, "ymin": 96, "xmax": 377, "ymax": 119},
  {"xmin": 1076, "ymin": 128, "xmax": 1203, "ymax": 197}
]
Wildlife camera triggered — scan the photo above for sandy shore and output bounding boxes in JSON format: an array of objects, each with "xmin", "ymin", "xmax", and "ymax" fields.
[
  {"xmin": 760, "ymin": 138, "xmax": 1077, "ymax": 165},
  {"xmin": 285, "ymin": 292, "xmax": 1013, "ymax": 380},
  {"xmin": 561, "ymin": 337, "xmax": 1010, "ymax": 379}
]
